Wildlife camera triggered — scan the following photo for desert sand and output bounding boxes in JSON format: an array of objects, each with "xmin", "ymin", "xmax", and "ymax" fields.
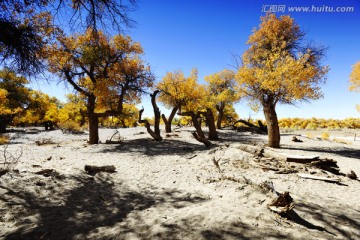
[{"xmin": 0, "ymin": 127, "xmax": 359, "ymax": 239}]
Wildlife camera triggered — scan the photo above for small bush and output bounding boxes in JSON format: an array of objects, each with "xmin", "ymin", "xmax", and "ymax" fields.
[
  {"xmin": 332, "ymin": 138, "xmax": 352, "ymax": 145},
  {"xmin": 305, "ymin": 132, "xmax": 314, "ymax": 139},
  {"xmin": 59, "ymin": 121, "xmax": 83, "ymax": 134},
  {"xmin": 0, "ymin": 134, "xmax": 9, "ymax": 145},
  {"xmin": 321, "ymin": 131, "xmax": 330, "ymax": 140}
]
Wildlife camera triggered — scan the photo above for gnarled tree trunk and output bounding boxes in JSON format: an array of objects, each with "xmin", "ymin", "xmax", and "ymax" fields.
[
  {"xmin": 138, "ymin": 90, "xmax": 162, "ymax": 141},
  {"xmin": 204, "ymin": 108, "xmax": 219, "ymax": 140},
  {"xmin": 216, "ymin": 105, "xmax": 224, "ymax": 129},
  {"xmin": 178, "ymin": 111, "xmax": 205, "ymax": 139},
  {"xmin": 263, "ymin": 104, "xmax": 280, "ymax": 148},
  {"xmin": 161, "ymin": 106, "xmax": 179, "ymax": 133}
]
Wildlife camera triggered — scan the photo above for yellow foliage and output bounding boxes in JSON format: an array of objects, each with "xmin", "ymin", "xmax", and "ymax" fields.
[
  {"xmin": 349, "ymin": 61, "xmax": 360, "ymax": 111},
  {"xmin": 0, "ymin": 134, "xmax": 9, "ymax": 145},
  {"xmin": 13, "ymin": 90, "xmax": 62, "ymax": 126},
  {"xmin": 59, "ymin": 120, "xmax": 82, "ymax": 133},
  {"xmin": 204, "ymin": 69, "xmax": 240, "ymax": 124},
  {"xmin": 46, "ymin": 28, "xmax": 154, "ymax": 121},
  {"xmin": 157, "ymin": 68, "xmax": 206, "ymax": 112},
  {"xmin": 321, "ymin": 131, "xmax": 330, "ymax": 140},
  {"xmin": 0, "ymin": 69, "xmax": 30, "ymax": 124},
  {"xmin": 332, "ymin": 138, "xmax": 352, "ymax": 145},
  {"xmin": 349, "ymin": 61, "xmax": 360, "ymax": 92},
  {"xmin": 236, "ymin": 14, "xmax": 328, "ymax": 106},
  {"xmin": 279, "ymin": 118, "xmax": 360, "ymax": 130},
  {"xmin": 305, "ymin": 132, "xmax": 314, "ymax": 139}
]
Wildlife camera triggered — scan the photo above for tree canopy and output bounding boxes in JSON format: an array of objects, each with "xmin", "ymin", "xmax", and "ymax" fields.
[
  {"xmin": 236, "ymin": 14, "xmax": 329, "ymax": 148},
  {"xmin": 205, "ymin": 69, "xmax": 239, "ymax": 129},
  {"xmin": 46, "ymin": 28, "xmax": 154, "ymax": 143}
]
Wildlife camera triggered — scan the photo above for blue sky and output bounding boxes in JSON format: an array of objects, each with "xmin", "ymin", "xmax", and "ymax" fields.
[{"xmin": 32, "ymin": 0, "xmax": 360, "ymax": 119}]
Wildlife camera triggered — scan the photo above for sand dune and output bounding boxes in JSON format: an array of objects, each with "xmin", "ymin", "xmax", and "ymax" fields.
[{"xmin": 0, "ymin": 127, "xmax": 359, "ymax": 239}]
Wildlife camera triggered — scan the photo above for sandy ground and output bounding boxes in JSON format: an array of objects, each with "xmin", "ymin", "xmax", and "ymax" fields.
[{"xmin": 0, "ymin": 126, "xmax": 359, "ymax": 240}]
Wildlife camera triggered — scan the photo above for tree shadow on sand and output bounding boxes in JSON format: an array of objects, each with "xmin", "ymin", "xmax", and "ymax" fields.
[
  {"xmin": 293, "ymin": 201, "xmax": 360, "ymax": 239},
  {"xmin": 98, "ymin": 138, "xmax": 215, "ymax": 156},
  {"xmin": 157, "ymin": 203, "xmax": 360, "ymax": 240},
  {"xmin": 282, "ymin": 145, "xmax": 360, "ymax": 161},
  {"xmin": 0, "ymin": 173, "xmax": 207, "ymax": 239}
]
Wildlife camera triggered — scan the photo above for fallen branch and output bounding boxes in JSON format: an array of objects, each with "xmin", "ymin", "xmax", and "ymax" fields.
[
  {"xmin": 292, "ymin": 136, "xmax": 303, "ymax": 142},
  {"xmin": 84, "ymin": 165, "xmax": 116, "ymax": 175},
  {"xmin": 347, "ymin": 171, "xmax": 357, "ymax": 180},
  {"xmin": 105, "ymin": 130, "xmax": 124, "ymax": 144},
  {"xmin": 35, "ymin": 169, "xmax": 55, "ymax": 177},
  {"xmin": 309, "ymin": 159, "xmax": 341, "ymax": 175},
  {"xmin": 297, "ymin": 173, "xmax": 340, "ymax": 183},
  {"xmin": 286, "ymin": 155, "xmax": 320, "ymax": 163},
  {"xmin": 212, "ymin": 157, "xmax": 221, "ymax": 173},
  {"xmin": 268, "ymin": 191, "xmax": 294, "ymax": 214}
]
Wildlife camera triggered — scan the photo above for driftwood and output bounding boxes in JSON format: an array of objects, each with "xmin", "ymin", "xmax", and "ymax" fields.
[
  {"xmin": 268, "ymin": 191, "xmax": 294, "ymax": 214},
  {"xmin": 286, "ymin": 155, "xmax": 319, "ymax": 163},
  {"xmin": 84, "ymin": 165, "xmax": 116, "ymax": 174},
  {"xmin": 105, "ymin": 130, "xmax": 124, "ymax": 144},
  {"xmin": 212, "ymin": 157, "xmax": 221, "ymax": 173},
  {"xmin": 309, "ymin": 159, "xmax": 341, "ymax": 175},
  {"xmin": 347, "ymin": 171, "xmax": 358, "ymax": 180},
  {"xmin": 297, "ymin": 173, "xmax": 340, "ymax": 183},
  {"xmin": 237, "ymin": 145, "xmax": 287, "ymax": 160},
  {"xmin": 259, "ymin": 181, "xmax": 294, "ymax": 214},
  {"xmin": 34, "ymin": 169, "xmax": 58, "ymax": 177},
  {"xmin": 292, "ymin": 136, "xmax": 303, "ymax": 142}
]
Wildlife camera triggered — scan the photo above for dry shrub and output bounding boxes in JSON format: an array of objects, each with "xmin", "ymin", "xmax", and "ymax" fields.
[
  {"xmin": 332, "ymin": 138, "xmax": 352, "ymax": 145},
  {"xmin": 321, "ymin": 131, "xmax": 330, "ymax": 140},
  {"xmin": 0, "ymin": 134, "xmax": 9, "ymax": 145},
  {"xmin": 59, "ymin": 121, "xmax": 83, "ymax": 134},
  {"xmin": 1, "ymin": 134, "xmax": 22, "ymax": 176},
  {"xmin": 305, "ymin": 132, "xmax": 314, "ymax": 139}
]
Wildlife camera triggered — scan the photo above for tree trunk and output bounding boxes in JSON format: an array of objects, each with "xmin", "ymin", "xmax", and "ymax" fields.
[
  {"xmin": 138, "ymin": 108, "xmax": 162, "ymax": 141},
  {"xmin": 87, "ymin": 96, "xmax": 99, "ymax": 144},
  {"xmin": 205, "ymin": 108, "xmax": 219, "ymax": 140},
  {"xmin": 216, "ymin": 105, "xmax": 224, "ymax": 129},
  {"xmin": 151, "ymin": 90, "xmax": 161, "ymax": 138},
  {"xmin": 263, "ymin": 104, "xmax": 280, "ymax": 148},
  {"xmin": 0, "ymin": 121, "xmax": 7, "ymax": 133},
  {"xmin": 162, "ymin": 106, "xmax": 179, "ymax": 133},
  {"xmin": 178, "ymin": 111, "xmax": 205, "ymax": 139},
  {"xmin": 138, "ymin": 91, "xmax": 162, "ymax": 141}
]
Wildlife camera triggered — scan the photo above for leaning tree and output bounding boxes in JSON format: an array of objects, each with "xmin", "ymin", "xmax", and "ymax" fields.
[
  {"xmin": 47, "ymin": 29, "xmax": 154, "ymax": 144},
  {"xmin": 236, "ymin": 14, "xmax": 329, "ymax": 148}
]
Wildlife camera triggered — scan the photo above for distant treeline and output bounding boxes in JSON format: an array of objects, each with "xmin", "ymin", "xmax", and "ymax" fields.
[{"xmin": 277, "ymin": 118, "xmax": 360, "ymax": 130}]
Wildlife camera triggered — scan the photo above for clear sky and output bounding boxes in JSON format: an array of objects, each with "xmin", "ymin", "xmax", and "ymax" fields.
[{"xmin": 31, "ymin": 0, "xmax": 360, "ymax": 120}]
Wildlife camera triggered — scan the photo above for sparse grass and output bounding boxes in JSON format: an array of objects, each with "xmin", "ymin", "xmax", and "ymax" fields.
[
  {"xmin": 59, "ymin": 121, "xmax": 83, "ymax": 134},
  {"xmin": 332, "ymin": 138, "xmax": 352, "ymax": 145},
  {"xmin": 305, "ymin": 132, "xmax": 314, "ymax": 139},
  {"xmin": 321, "ymin": 131, "xmax": 330, "ymax": 140},
  {"xmin": 0, "ymin": 134, "xmax": 9, "ymax": 145}
]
